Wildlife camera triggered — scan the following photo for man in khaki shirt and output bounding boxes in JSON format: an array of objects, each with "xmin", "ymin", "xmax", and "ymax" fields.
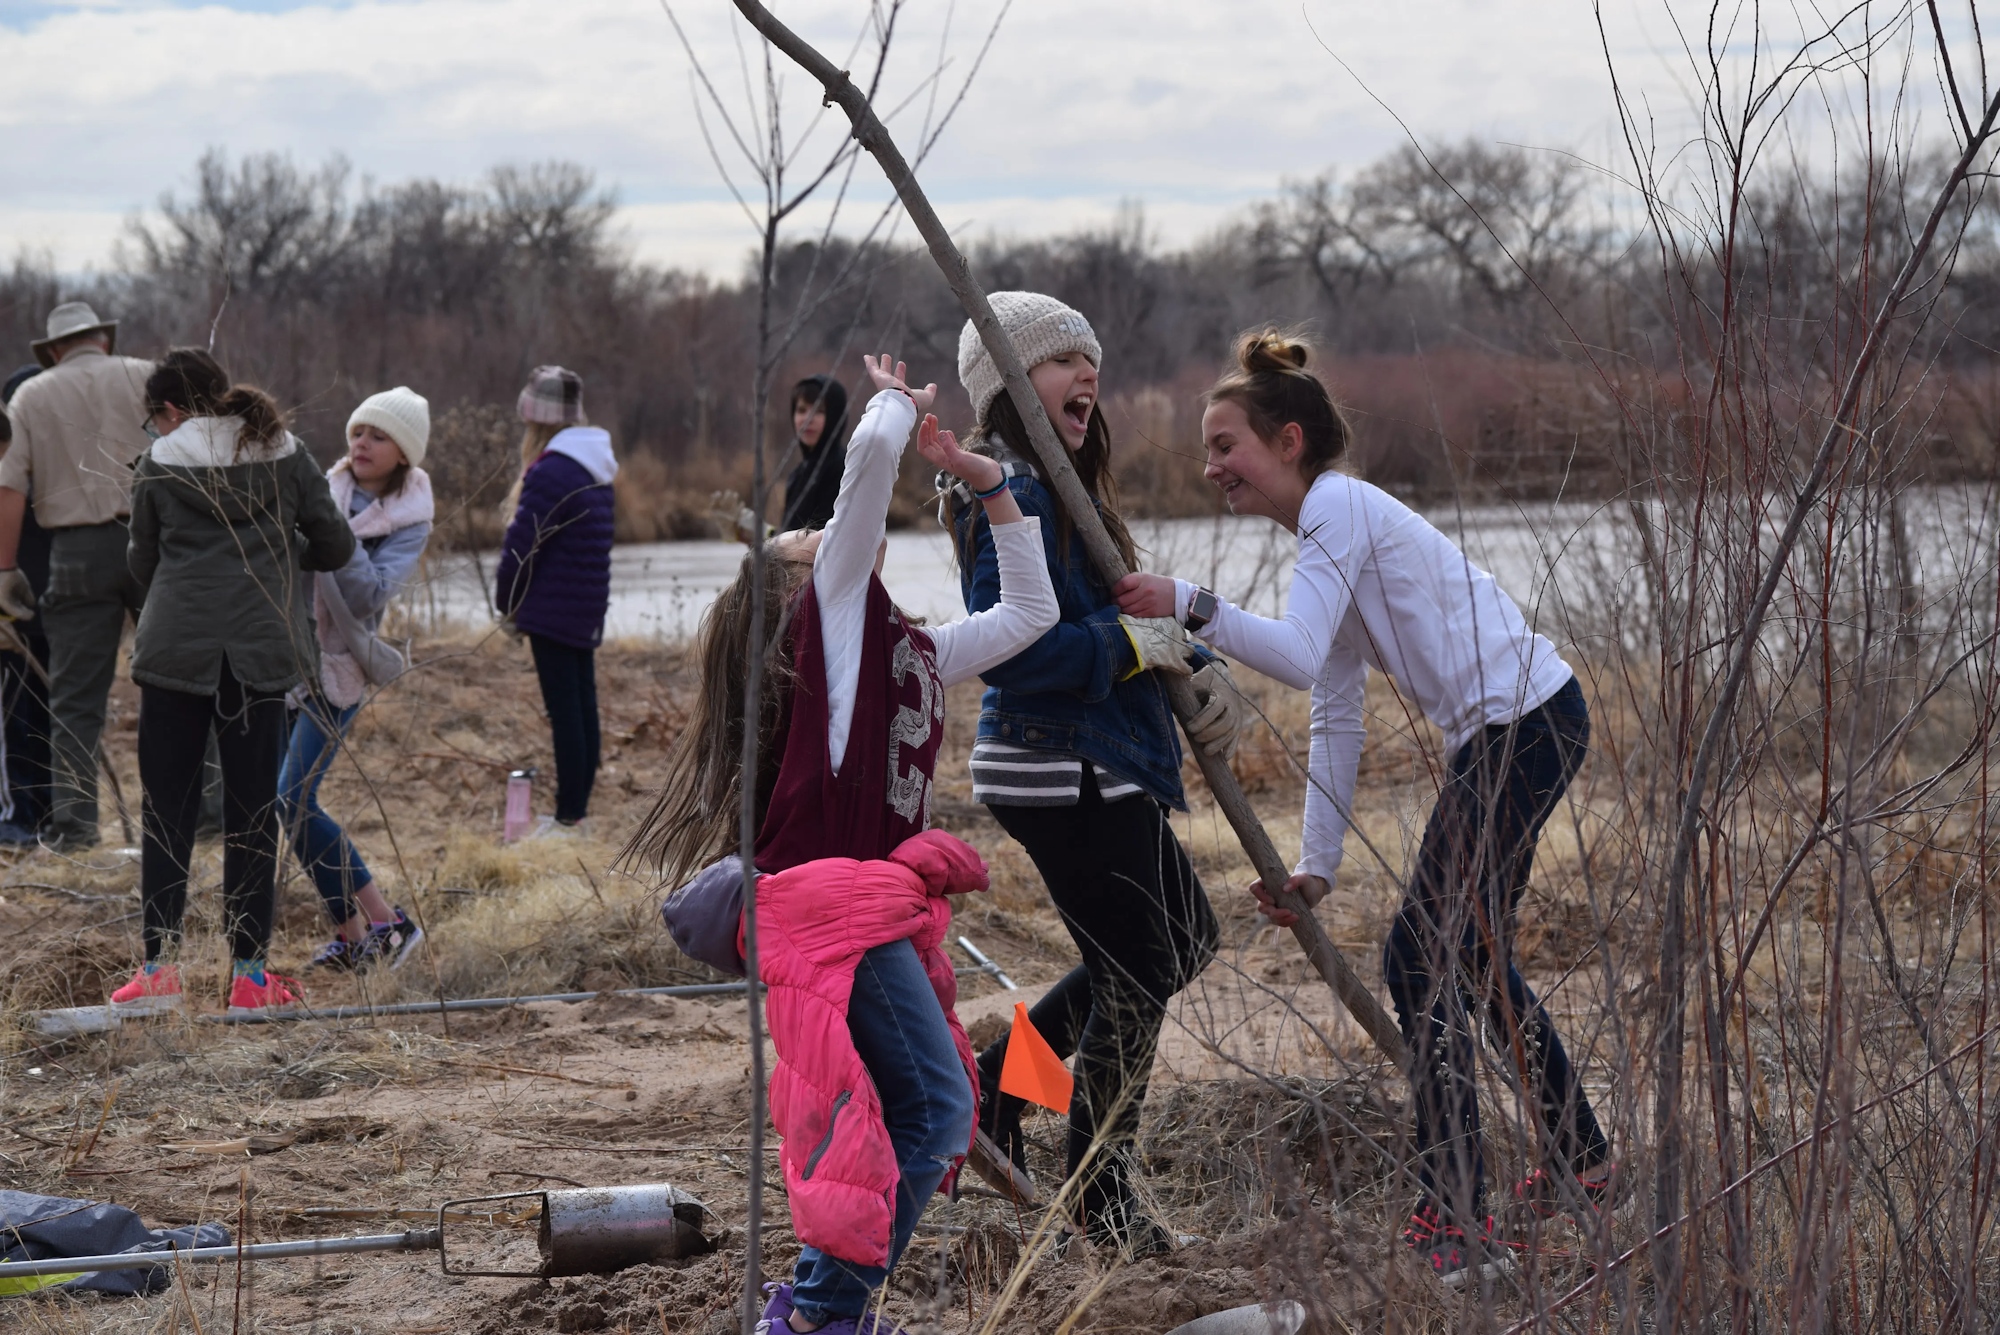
[{"xmin": 0, "ymin": 302, "xmax": 151, "ymax": 849}]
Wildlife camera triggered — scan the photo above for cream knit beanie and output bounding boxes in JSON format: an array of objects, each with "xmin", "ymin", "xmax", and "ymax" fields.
[
  {"xmin": 346, "ymin": 386, "xmax": 431, "ymax": 467},
  {"xmin": 957, "ymin": 292, "xmax": 1101, "ymax": 424}
]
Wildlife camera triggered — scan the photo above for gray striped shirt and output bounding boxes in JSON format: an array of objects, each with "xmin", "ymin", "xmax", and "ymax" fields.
[{"xmin": 970, "ymin": 740, "xmax": 1144, "ymax": 807}]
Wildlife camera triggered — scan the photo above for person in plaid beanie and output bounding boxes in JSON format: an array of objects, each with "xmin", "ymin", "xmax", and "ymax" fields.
[
  {"xmin": 495, "ymin": 365, "xmax": 616, "ymax": 837},
  {"xmin": 517, "ymin": 365, "xmax": 585, "ymax": 426}
]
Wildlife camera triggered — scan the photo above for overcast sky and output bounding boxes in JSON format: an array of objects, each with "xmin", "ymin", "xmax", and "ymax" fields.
[{"xmin": 0, "ymin": 0, "xmax": 1955, "ymax": 278}]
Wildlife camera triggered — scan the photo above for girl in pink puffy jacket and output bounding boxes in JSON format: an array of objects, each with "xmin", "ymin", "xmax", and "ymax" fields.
[{"xmin": 638, "ymin": 354, "xmax": 1057, "ymax": 1335}]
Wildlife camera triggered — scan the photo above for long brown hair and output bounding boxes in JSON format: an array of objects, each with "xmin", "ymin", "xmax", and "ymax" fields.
[
  {"xmin": 1207, "ymin": 328, "xmax": 1351, "ymax": 482},
  {"xmin": 626, "ymin": 552, "xmax": 812, "ymax": 885},
  {"xmin": 954, "ymin": 387, "xmax": 1138, "ymax": 574},
  {"xmin": 144, "ymin": 348, "xmax": 287, "ymax": 459}
]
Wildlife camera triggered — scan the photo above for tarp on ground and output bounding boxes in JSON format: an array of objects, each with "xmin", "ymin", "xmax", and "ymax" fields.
[{"xmin": 0, "ymin": 1190, "xmax": 230, "ymax": 1297}]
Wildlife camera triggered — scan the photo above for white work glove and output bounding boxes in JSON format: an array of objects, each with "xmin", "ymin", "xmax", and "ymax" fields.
[
  {"xmin": 0, "ymin": 568, "xmax": 35, "ymax": 621},
  {"xmin": 1184, "ymin": 659, "xmax": 1246, "ymax": 761},
  {"xmin": 708, "ymin": 489, "xmax": 767, "ymax": 544},
  {"xmin": 1119, "ymin": 615, "xmax": 1194, "ymax": 678}
]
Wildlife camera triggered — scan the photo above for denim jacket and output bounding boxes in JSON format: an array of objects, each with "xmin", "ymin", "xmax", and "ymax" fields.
[{"xmin": 954, "ymin": 471, "xmax": 1191, "ymax": 810}]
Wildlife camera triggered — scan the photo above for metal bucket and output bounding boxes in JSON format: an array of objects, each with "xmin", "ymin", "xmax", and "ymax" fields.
[
  {"xmin": 1166, "ymin": 1301, "xmax": 1307, "ymax": 1335},
  {"xmin": 439, "ymin": 1183, "xmax": 711, "ymax": 1277},
  {"xmin": 539, "ymin": 1184, "xmax": 711, "ymax": 1276}
]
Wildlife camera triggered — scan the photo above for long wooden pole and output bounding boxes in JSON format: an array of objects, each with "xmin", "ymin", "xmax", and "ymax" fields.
[{"xmin": 729, "ymin": 0, "xmax": 1404, "ymax": 1066}]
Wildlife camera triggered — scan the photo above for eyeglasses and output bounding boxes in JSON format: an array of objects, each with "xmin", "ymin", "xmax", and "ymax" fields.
[{"xmin": 140, "ymin": 415, "xmax": 160, "ymax": 440}]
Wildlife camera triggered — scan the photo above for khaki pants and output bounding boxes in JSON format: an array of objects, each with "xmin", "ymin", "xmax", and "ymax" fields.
[{"xmin": 43, "ymin": 520, "xmax": 143, "ymax": 846}]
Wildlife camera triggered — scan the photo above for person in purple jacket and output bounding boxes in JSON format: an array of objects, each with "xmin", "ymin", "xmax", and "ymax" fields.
[{"xmin": 493, "ymin": 365, "xmax": 617, "ymax": 837}]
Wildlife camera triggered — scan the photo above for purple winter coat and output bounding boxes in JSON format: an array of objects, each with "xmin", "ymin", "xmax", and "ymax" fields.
[{"xmin": 494, "ymin": 427, "xmax": 618, "ymax": 648}]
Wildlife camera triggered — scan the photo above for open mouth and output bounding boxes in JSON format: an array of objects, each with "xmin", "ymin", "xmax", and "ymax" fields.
[{"xmin": 1061, "ymin": 394, "xmax": 1092, "ymax": 436}]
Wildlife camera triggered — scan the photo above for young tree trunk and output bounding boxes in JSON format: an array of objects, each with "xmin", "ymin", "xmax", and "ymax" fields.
[{"xmin": 728, "ymin": 0, "xmax": 1406, "ymax": 1067}]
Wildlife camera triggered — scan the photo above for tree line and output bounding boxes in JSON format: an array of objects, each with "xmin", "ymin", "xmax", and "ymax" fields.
[{"xmin": 4, "ymin": 142, "xmax": 1996, "ymax": 539}]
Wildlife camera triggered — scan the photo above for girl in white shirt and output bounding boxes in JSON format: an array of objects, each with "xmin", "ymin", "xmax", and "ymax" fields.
[
  {"xmin": 1116, "ymin": 330, "xmax": 1610, "ymax": 1286},
  {"xmin": 639, "ymin": 355, "xmax": 1057, "ymax": 1334}
]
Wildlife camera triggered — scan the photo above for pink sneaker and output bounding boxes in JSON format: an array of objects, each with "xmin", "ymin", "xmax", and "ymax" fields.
[
  {"xmin": 109, "ymin": 963, "xmax": 184, "ymax": 1017},
  {"xmin": 227, "ymin": 970, "xmax": 301, "ymax": 1016}
]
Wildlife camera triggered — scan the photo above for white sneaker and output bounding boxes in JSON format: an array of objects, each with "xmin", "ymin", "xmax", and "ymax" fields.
[{"xmin": 525, "ymin": 815, "xmax": 583, "ymax": 840}]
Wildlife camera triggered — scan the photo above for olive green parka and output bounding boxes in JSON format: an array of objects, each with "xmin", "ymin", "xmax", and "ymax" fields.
[{"xmin": 127, "ymin": 417, "xmax": 356, "ymax": 696}]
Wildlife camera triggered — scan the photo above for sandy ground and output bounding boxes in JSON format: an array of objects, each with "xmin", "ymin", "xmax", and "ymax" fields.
[{"xmin": 1, "ymin": 635, "xmax": 1624, "ymax": 1334}]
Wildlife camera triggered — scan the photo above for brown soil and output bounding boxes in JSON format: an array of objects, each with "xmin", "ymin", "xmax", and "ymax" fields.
[{"xmin": 1, "ymin": 634, "xmax": 1618, "ymax": 1334}]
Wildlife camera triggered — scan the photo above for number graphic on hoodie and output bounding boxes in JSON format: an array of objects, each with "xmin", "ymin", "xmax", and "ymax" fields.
[{"xmin": 886, "ymin": 629, "xmax": 942, "ymax": 826}]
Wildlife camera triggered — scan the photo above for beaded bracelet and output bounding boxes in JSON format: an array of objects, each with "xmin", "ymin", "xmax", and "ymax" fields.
[{"xmin": 972, "ymin": 476, "xmax": 1010, "ymax": 501}]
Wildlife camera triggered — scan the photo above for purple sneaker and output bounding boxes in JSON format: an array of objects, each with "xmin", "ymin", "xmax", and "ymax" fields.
[
  {"xmin": 755, "ymin": 1283, "xmax": 795, "ymax": 1333},
  {"xmin": 810, "ymin": 1314, "xmax": 909, "ymax": 1335}
]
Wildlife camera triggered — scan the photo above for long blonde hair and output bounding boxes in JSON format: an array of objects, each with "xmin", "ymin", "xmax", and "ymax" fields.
[{"xmin": 503, "ymin": 421, "xmax": 565, "ymax": 516}]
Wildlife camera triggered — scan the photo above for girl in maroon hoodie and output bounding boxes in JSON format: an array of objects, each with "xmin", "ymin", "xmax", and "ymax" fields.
[{"xmin": 640, "ymin": 354, "xmax": 1056, "ymax": 1334}]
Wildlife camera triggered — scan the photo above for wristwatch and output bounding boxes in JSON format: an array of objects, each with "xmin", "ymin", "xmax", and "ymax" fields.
[{"xmin": 1184, "ymin": 586, "xmax": 1218, "ymax": 635}]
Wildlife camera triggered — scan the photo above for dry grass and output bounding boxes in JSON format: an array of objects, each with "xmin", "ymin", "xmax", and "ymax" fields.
[{"xmin": 0, "ymin": 607, "xmax": 1995, "ymax": 1332}]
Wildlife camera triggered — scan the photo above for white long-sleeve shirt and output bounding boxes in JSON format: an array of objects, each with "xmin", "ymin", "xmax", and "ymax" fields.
[
  {"xmin": 816, "ymin": 390, "xmax": 1059, "ymax": 771},
  {"xmin": 1177, "ymin": 471, "xmax": 1573, "ymax": 881}
]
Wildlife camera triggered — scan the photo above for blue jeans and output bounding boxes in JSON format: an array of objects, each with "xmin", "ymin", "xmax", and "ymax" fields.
[
  {"xmin": 276, "ymin": 698, "xmax": 372, "ymax": 926},
  {"xmin": 790, "ymin": 939, "xmax": 975, "ymax": 1325},
  {"xmin": 1382, "ymin": 675, "xmax": 1608, "ymax": 1216}
]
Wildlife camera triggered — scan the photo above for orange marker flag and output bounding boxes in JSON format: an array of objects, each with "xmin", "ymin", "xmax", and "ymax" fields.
[{"xmin": 998, "ymin": 1001, "xmax": 1074, "ymax": 1113}]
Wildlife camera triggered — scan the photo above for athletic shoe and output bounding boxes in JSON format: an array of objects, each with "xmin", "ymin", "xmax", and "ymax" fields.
[
  {"xmin": 775, "ymin": 1314, "xmax": 908, "ymax": 1335},
  {"xmin": 310, "ymin": 935, "xmax": 364, "ymax": 972},
  {"xmin": 356, "ymin": 910, "xmax": 424, "ymax": 972},
  {"xmin": 109, "ymin": 963, "xmax": 183, "ymax": 1017},
  {"xmin": 1056, "ymin": 1197, "xmax": 1185, "ymax": 1261},
  {"xmin": 1402, "ymin": 1201, "xmax": 1514, "ymax": 1288},
  {"xmin": 0, "ymin": 819, "xmax": 41, "ymax": 847},
  {"xmin": 39, "ymin": 826, "xmax": 97, "ymax": 854},
  {"xmin": 226, "ymin": 970, "xmax": 302, "ymax": 1016},
  {"xmin": 526, "ymin": 815, "xmax": 584, "ymax": 841},
  {"xmin": 1512, "ymin": 1162, "xmax": 1617, "ymax": 1220}
]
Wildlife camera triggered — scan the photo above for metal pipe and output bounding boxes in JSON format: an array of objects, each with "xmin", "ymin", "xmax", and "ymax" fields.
[
  {"xmin": 0, "ymin": 1229, "xmax": 441, "ymax": 1280},
  {"xmin": 956, "ymin": 936, "xmax": 1016, "ymax": 990},
  {"xmin": 192, "ymin": 971, "xmax": 978, "ymax": 1026},
  {"xmin": 197, "ymin": 982, "xmax": 758, "ymax": 1025}
]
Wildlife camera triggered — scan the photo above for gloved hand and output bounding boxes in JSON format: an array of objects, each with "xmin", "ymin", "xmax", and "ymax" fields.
[
  {"xmin": 1183, "ymin": 659, "xmax": 1246, "ymax": 760},
  {"xmin": 0, "ymin": 568, "xmax": 36, "ymax": 621},
  {"xmin": 1119, "ymin": 615, "xmax": 1194, "ymax": 678},
  {"xmin": 708, "ymin": 490, "xmax": 758, "ymax": 543}
]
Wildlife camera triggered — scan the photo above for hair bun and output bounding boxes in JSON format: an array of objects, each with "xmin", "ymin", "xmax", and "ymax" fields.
[{"xmin": 1237, "ymin": 328, "xmax": 1311, "ymax": 376}]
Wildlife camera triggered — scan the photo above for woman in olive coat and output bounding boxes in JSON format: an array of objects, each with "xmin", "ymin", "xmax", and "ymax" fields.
[{"xmin": 108, "ymin": 348, "xmax": 354, "ymax": 1018}]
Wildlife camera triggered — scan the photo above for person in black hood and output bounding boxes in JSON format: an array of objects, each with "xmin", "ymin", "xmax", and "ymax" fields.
[{"xmin": 779, "ymin": 373, "xmax": 849, "ymax": 532}]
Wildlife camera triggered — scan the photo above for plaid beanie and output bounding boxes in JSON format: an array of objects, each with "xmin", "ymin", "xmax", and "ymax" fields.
[
  {"xmin": 347, "ymin": 386, "xmax": 431, "ymax": 467},
  {"xmin": 957, "ymin": 292, "xmax": 1101, "ymax": 424},
  {"xmin": 517, "ymin": 365, "xmax": 586, "ymax": 426}
]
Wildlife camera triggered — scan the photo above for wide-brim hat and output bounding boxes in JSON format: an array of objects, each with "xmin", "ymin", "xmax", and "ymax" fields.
[{"xmin": 31, "ymin": 302, "xmax": 117, "ymax": 368}]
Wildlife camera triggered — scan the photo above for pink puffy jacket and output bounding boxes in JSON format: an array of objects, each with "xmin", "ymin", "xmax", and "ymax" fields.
[{"xmin": 750, "ymin": 830, "xmax": 985, "ymax": 1267}]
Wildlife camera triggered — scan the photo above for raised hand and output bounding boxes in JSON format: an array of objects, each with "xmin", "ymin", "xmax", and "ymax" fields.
[
  {"xmin": 915, "ymin": 415, "xmax": 1003, "ymax": 492},
  {"xmin": 863, "ymin": 353, "xmax": 937, "ymax": 413}
]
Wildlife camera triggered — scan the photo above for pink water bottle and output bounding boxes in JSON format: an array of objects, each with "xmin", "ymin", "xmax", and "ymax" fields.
[{"xmin": 503, "ymin": 768, "xmax": 536, "ymax": 842}]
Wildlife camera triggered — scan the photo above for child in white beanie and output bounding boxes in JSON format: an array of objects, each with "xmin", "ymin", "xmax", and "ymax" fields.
[
  {"xmin": 277, "ymin": 386, "xmax": 437, "ymax": 972},
  {"xmin": 944, "ymin": 293, "xmax": 1239, "ymax": 1259}
]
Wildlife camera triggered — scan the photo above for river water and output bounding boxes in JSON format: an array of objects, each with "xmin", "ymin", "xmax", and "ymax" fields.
[{"xmin": 404, "ymin": 488, "xmax": 1998, "ymax": 653}]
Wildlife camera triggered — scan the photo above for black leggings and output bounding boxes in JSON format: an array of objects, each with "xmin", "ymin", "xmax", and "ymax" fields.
[
  {"xmin": 138, "ymin": 659, "xmax": 287, "ymax": 963},
  {"xmin": 978, "ymin": 771, "xmax": 1219, "ymax": 1223},
  {"xmin": 529, "ymin": 634, "xmax": 599, "ymax": 823},
  {"xmin": 1382, "ymin": 676, "xmax": 1608, "ymax": 1216}
]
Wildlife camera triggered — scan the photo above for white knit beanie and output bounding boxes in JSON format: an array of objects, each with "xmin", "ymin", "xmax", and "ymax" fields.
[
  {"xmin": 346, "ymin": 386, "xmax": 431, "ymax": 467},
  {"xmin": 956, "ymin": 292, "xmax": 1102, "ymax": 424}
]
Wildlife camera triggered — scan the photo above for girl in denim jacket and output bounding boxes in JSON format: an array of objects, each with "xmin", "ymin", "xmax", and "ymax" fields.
[{"xmin": 943, "ymin": 293, "xmax": 1242, "ymax": 1258}]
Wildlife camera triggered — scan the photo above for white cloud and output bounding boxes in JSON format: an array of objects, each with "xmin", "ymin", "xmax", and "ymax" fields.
[{"xmin": 0, "ymin": 0, "xmax": 1955, "ymax": 276}]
